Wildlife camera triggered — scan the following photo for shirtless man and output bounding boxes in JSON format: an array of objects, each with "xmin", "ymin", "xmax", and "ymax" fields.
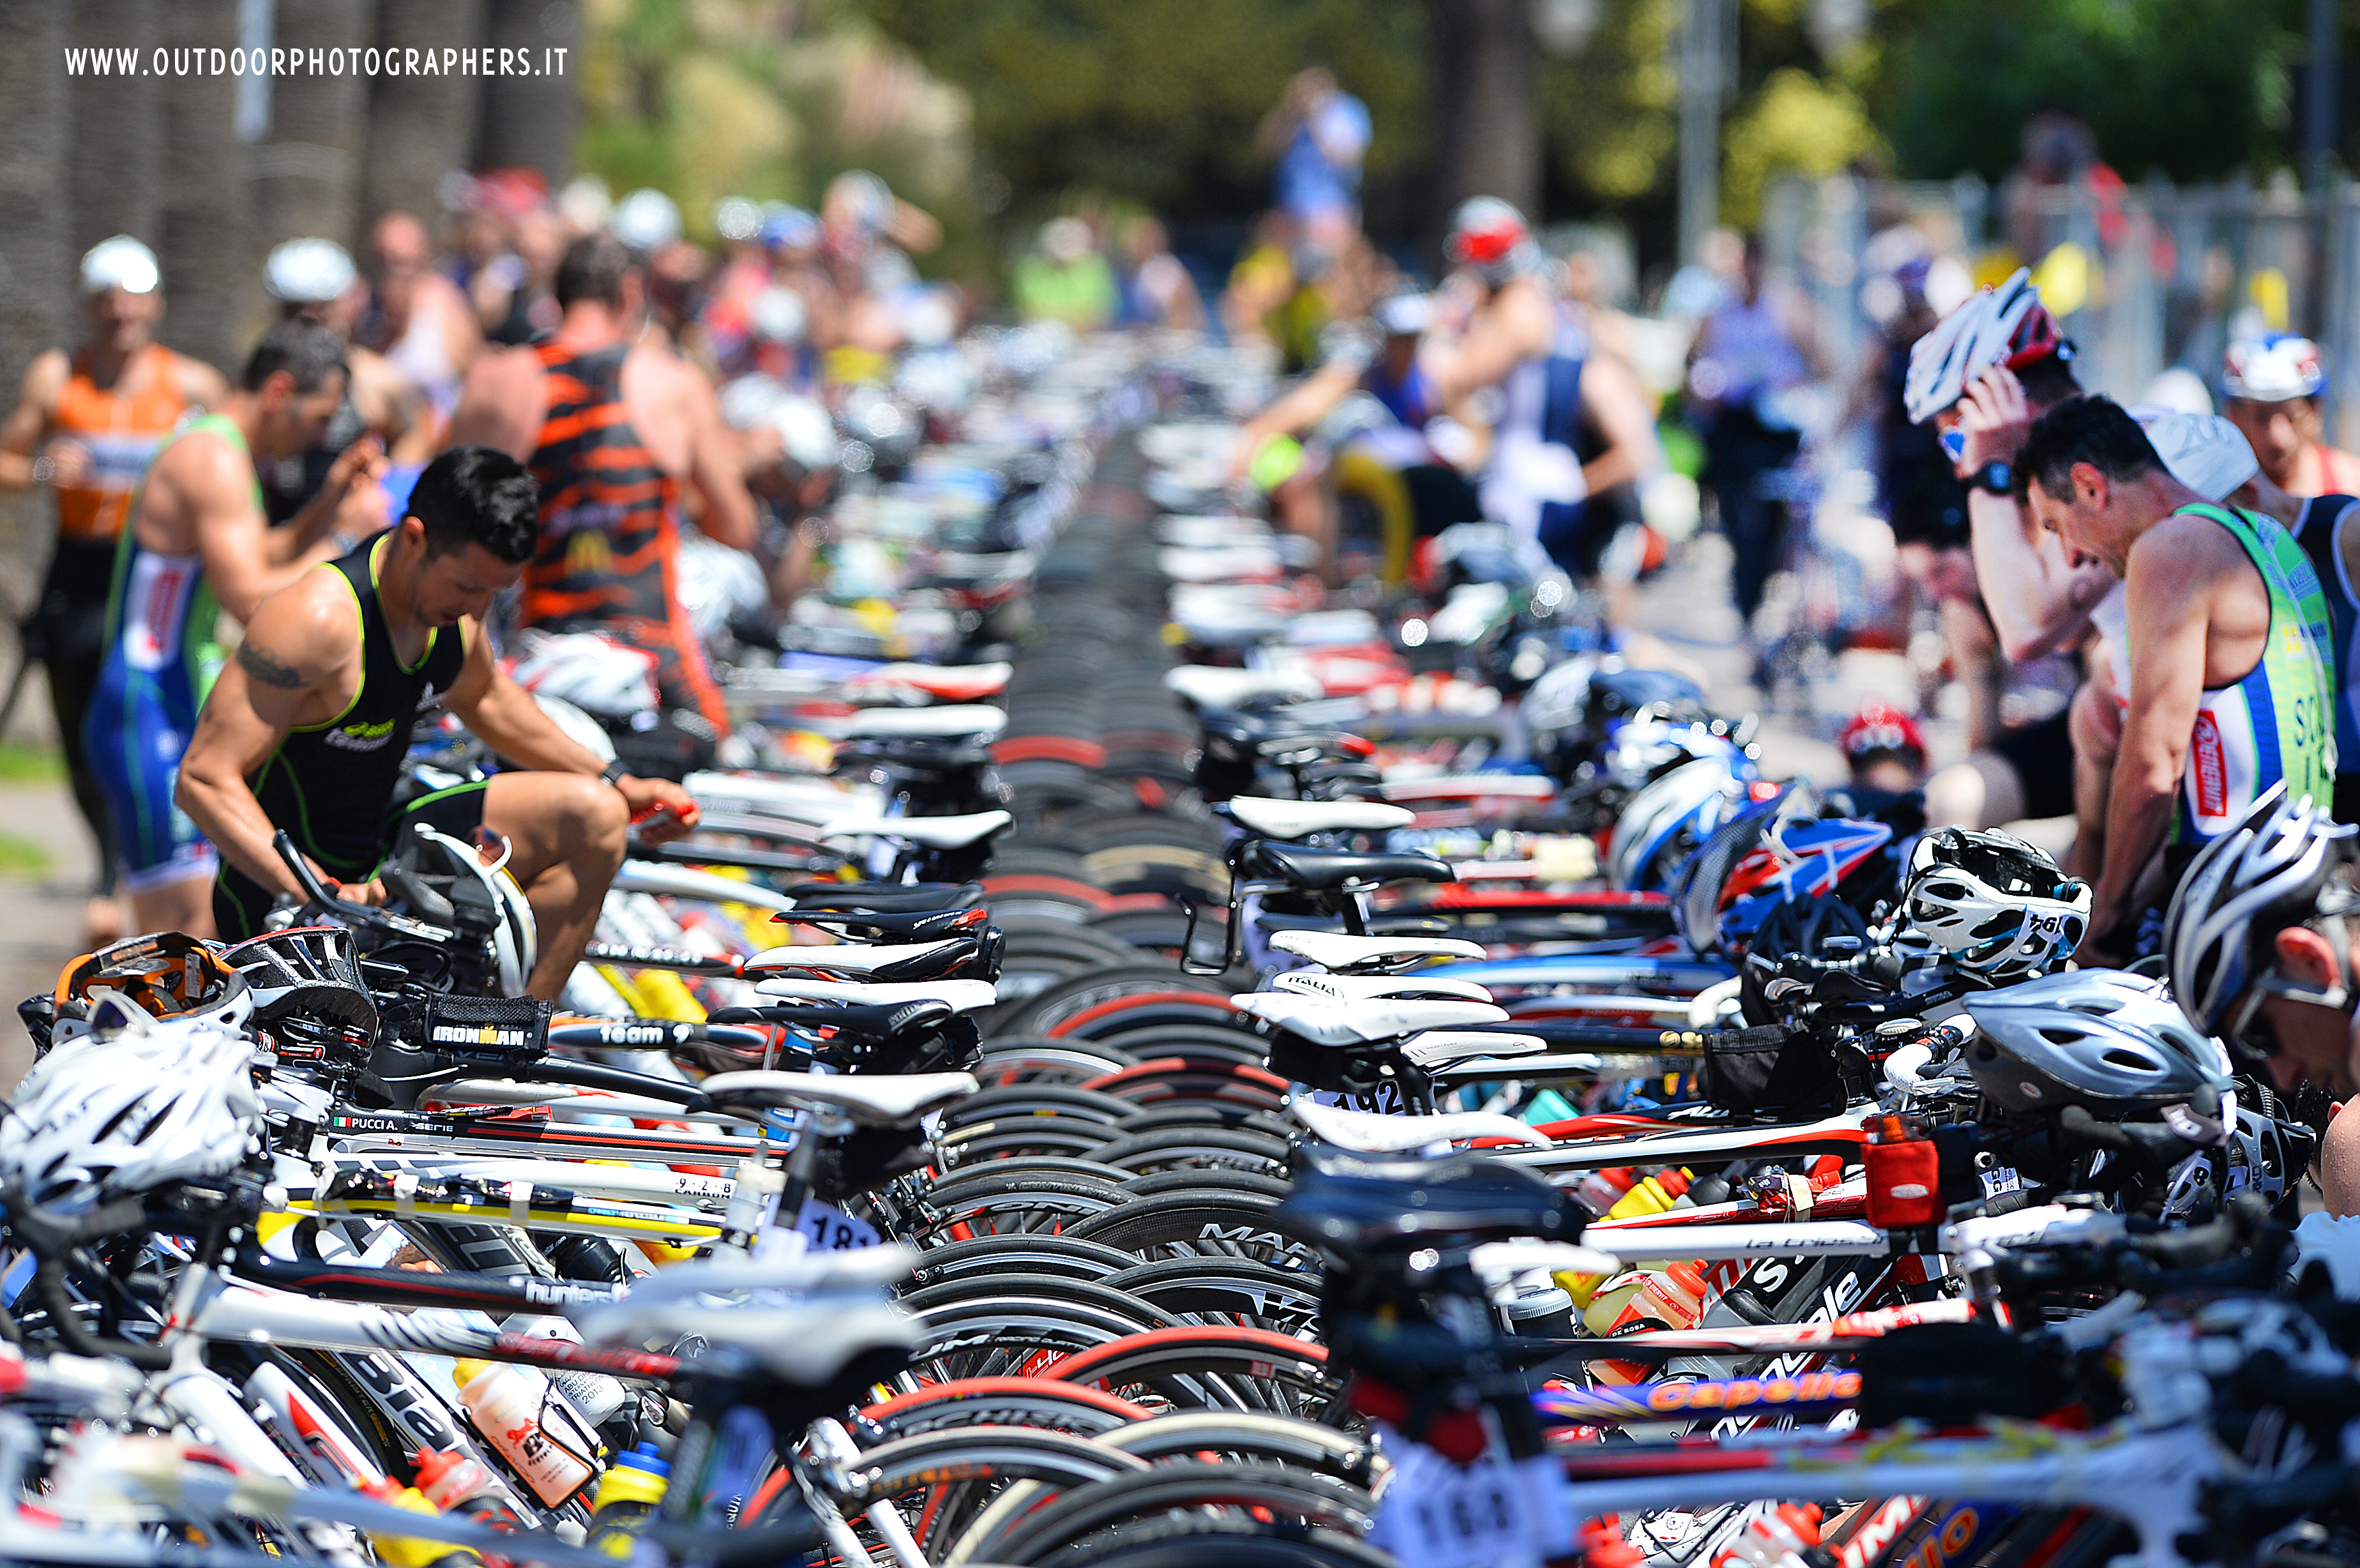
[
  {"xmin": 0, "ymin": 236, "xmax": 227, "ymax": 941},
  {"xmin": 176, "ymin": 446, "xmax": 697, "ymax": 1000},
  {"xmin": 2017, "ymin": 396, "xmax": 2337, "ymax": 960},
  {"xmin": 444, "ymin": 231, "xmax": 757, "ymax": 735},
  {"xmin": 359, "ymin": 212, "xmax": 481, "ymax": 429},
  {"xmin": 84, "ymin": 318, "xmax": 386, "ymax": 937}
]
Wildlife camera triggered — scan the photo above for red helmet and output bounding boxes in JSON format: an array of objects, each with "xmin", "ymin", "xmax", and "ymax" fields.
[
  {"xmin": 1445, "ymin": 197, "xmax": 1531, "ymax": 269},
  {"xmin": 1838, "ymin": 699, "xmax": 1926, "ymax": 765}
]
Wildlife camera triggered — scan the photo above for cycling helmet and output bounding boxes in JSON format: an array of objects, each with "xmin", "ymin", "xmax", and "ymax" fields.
[
  {"xmin": 1742, "ymin": 884, "xmax": 1872, "ymax": 967},
  {"xmin": 1672, "ymin": 782, "xmax": 1805, "ymax": 954},
  {"xmin": 1962, "ymin": 969, "xmax": 2234, "ymax": 1115},
  {"xmin": 612, "ymin": 188, "xmax": 684, "ymax": 252},
  {"xmin": 1903, "ymin": 268, "xmax": 2073, "ymax": 424},
  {"xmin": 405, "ymin": 824, "xmax": 538, "ymax": 999},
  {"xmin": 1445, "ymin": 197, "xmax": 1536, "ymax": 282},
  {"xmin": 1607, "ymin": 756, "xmax": 1743, "ymax": 893},
  {"xmin": 1901, "ymin": 827, "xmax": 2092, "ymax": 981},
  {"xmin": 0, "ymin": 1009, "xmax": 265, "ymax": 1210},
  {"xmin": 508, "ymin": 629, "xmax": 660, "ymax": 718},
  {"xmin": 52, "ymin": 933, "xmax": 249, "ymax": 1036},
  {"xmin": 2222, "ymin": 334, "xmax": 2326, "ymax": 403},
  {"xmin": 1716, "ymin": 814, "xmax": 1897, "ymax": 956},
  {"xmin": 220, "ymin": 924, "xmax": 378, "ymax": 1038},
  {"xmin": 1838, "ymin": 699, "xmax": 1926, "ymax": 768},
  {"xmin": 80, "ymin": 235, "xmax": 159, "ymax": 296},
  {"xmin": 2163, "ymin": 783, "xmax": 2356, "ymax": 1045},
  {"xmin": 264, "ymin": 237, "xmax": 358, "ymax": 305}
]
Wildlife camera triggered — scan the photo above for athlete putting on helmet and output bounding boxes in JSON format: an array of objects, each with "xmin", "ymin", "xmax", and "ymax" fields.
[
  {"xmin": 2017, "ymin": 396, "xmax": 2336, "ymax": 962},
  {"xmin": 175, "ymin": 446, "xmax": 698, "ymax": 1001}
]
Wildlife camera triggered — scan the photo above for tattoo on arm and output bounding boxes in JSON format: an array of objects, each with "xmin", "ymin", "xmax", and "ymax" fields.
[{"xmin": 238, "ymin": 641, "xmax": 305, "ymax": 690}]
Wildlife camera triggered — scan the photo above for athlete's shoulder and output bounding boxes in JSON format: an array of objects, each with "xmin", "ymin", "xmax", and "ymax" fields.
[
  {"xmin": 152, "ymin": 416, "xmax": 250, "ymax": 495},
  {"xmin": 162, "ymin": 349, "xmax": 229, "ymax": 409},
  {"xmin": 16, "ymin": 347, "xmax": 71, "ymax": 407},
  {"xmin": 244, "ymin": 562, "xmax": 364, "ymax": 663}
]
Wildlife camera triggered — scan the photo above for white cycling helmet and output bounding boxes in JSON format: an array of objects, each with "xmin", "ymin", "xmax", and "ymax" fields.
[
  {"xmin": 1903, "ymin": 268, "xmax": 2072, "ymax": 425},
  {"xmin": 409, "ymin": 823, "xmax": 538, "ymax": 999},
  {"xmin": 2222, "ymin": 335, "xmax": 2326, "ymax": 403},
  {"xmin": 508, "ymin": 629, "xmax": 660, "ymax": 718},
  {"xmin": 1901, "ymin": 827, "xmax": 2092, "ymax": 982},
  {"xmin": 1607, "ymin": 755, "xmax": 1742, "ymax": 893},
  {"xmin": 1962, "ymin": 969, "xmax": 2234, "ymax": 1116},
  {"xmin": 0, "ymin": 1010, "xmax": 264, "ymax": 1210},
  {"xmin": 264, "ymin": 237, "xmax": 358, "ymax": 305},
  {"xmin": 2163, "ymin": 783, "xmax": 2356, "ymax": 1049},
  {"xmin": 612, "ymin": 188, "xmax": 683, "ymax": 252}
]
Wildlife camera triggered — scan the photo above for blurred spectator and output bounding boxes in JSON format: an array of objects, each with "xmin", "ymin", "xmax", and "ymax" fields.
[
  {"xmin": 704, "ymin": 197, "xmax": 775, "ymax": 379},
  {"xmin": 259, "ymin": 237, "xmax": 434, "ymax": 525},
  {"xmin": 1222, "ymin": 212, "xmax": 1298, "ymax": 347},
  {"xmin": 1116, "ymin": 216, "xmax": 1204, "ymax": 331},
  {"xmin": 1260, "ymin": 67, "xmax": 1370, "ymax": 248},
  {"xmin": 1687, "ymin": 234, "xmax": 1817, "ymax": 635},
  {"xmin": 358, "ymin": 211, "xmax": 482, "ymax": 428},
  {"xmin": 1013, "ymin": 217, "xmax": 1117, "ymax": 331},
  {"xmin": 2001, "ymin": 111, "xmax": 2123, "ymax": 269},
  {"xmin": 762, "ymin": 204, "xmax": 842, "ymax": 370},
  {"xmin": 2220, "ymin": 334, "xmax": 2360, "ymax": 497}
]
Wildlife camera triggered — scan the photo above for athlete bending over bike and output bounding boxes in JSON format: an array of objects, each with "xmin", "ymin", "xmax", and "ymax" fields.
[{"xmin": 175, "ymin": 445, "xmax": 697, "ymax": 1000}]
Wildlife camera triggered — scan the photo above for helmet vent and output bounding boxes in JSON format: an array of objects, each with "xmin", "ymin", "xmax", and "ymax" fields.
[{"xmin": 2101, "ymin": 1048, "xmax": 2160, "ymax": 1073}]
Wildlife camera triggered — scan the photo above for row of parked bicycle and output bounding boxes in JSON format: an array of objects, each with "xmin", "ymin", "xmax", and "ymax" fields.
[{"xmin": 3, "ymin": 336, "xmax": 2356, "ymax": 1568}]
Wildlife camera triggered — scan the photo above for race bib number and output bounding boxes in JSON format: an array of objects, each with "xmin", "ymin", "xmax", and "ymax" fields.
[
  {"xmin": 1305, "ymin": 1082, "xmax": 1407, "ymax": 1117},
  {"xmin": 1978, "ymin": 1166, "xmax": 2022, "ymax": 1199},
  {"xmin": 789, "ymin": 1196, "xmax": 882, "ymax": 1254},
  {"xmin": 1367, "ymin": 1440, "xmax": 1572, "ymax": 1568}
]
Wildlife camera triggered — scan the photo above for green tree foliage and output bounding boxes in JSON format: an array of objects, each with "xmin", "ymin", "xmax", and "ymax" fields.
[
  {"xmin": 854, "ymin": 0, "xmax": 1426, "ymax": 214},
  {"xmin": 1873, "ymin": 0, "xmax": 2298, "ymax": 183}
]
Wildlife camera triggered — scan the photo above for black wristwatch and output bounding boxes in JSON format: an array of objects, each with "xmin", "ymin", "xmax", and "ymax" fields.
[
  {"xmin": 1970, "ymin": 461, "xmax": 2013, "ymax": 497},
  {"xmin": 599, "ymin": 759, "xmax": 630, "ymax": 794}
]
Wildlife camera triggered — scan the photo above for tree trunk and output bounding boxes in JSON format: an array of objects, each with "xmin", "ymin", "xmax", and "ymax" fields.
[
  {"xmin": 162, "ymin": 0, "xmax": 259, "ymax": 377},
  {"xmin": 65, "ymin": 0, "xmax": 162, "ymax": 262},
  {"xmin": 0, "ymin": 0, "xmax": 73, "ymax": 628},
  {"xmin": 361, "ymin": 0, "xmax": 487, "ymax": 234},
  {"xmin": 475, "ymin": 0, "xmax": 579, "ymax": 190},
  {"xmin": 1426, "ymin": 0, "xmax": 1541, "ymax": 239},
  {"xmin": 257, "ymin": 0, "xmax": 372, "ymax": 249}
]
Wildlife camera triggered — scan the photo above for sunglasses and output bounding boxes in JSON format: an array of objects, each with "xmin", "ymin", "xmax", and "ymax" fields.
[{"xmin": 1939, "ymin": 428, "xmax": 1968, "ymax": 465}]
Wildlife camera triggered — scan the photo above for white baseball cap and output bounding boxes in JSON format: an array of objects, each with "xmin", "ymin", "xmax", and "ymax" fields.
[
  {"xmin": 2132, "ymin": 405, "xmax": 2260, "ymax": 502},
  {"xmin": 612, "ymin": 188, "xmax": 683, "ymax": 252},
  {"xmin": 80, "ymin": 235, "xmax": 160, "ymax": 296},
  {"xmin": 264, "ymin": 237, "xmax": 358, "ymax": 305}
]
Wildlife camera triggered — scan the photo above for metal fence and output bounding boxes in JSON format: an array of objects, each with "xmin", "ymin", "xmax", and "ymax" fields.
[{"xmin": 1762, "ymin": 170, "xmax": 2360, "ymax": 447}]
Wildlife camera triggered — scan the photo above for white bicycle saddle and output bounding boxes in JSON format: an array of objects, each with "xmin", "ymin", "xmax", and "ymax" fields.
[
  {"xmin": 743, "ymin": 940, "xmax": 971, "ymax": 977},
  {"xmin": 1269, "ymin": 971, "xmax": 1494, "ymax": 1004},
  {"xmin": 1267, "ymin": 930, "xmax": 1486, "ymax": 972},
  {"xmin": 1225, "ymin": 797, "xmax": 1414, "ymax": 838},
  {"xmin": 836, "ymin": 705, "xmax": 1008, "ymax": 741},
  {"xmin": 1288, "ymin": 1097, "xmax": 1552, "ymax": 1152},
  {"xmin": 1230, "ymin": 992, "xmax": 1506, "ymax": 1044},
  {"xmin": 754, "ymin": 977, "xmax": 999, "ymax": 1013},
  {"xmin": 817, "ymin": 810, "xmax": 1012, "ymax": 849}
]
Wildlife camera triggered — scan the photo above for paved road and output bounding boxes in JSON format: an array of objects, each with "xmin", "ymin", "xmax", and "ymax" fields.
[{"xmin": 0, "ymin": 780, "xmax": 98, "ymax": 1092}]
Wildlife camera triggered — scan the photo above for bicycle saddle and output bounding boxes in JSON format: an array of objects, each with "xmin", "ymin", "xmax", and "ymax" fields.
[
  {"xmin": 744, "ymin": 939, "xmax": 978, "ymax": 981},
  {"xmin": 708, "ymin": 999, "xmax": 956, "ymax": 1044},
  {"xmin": 847, "ymin": 661, "xmax": 1011, "ymax": 702},
  {"xmin": 1231, "ymin": 993, "xmax": 1506, "ymax": 1045},
  {"xmin": 785, "ymin": 881, "xmax": 985, "ymax": 914},
  {"xmin": 1248, "ymin": 843, "xmax": 1454, "ymax": 892},
  {"xmin": 1277, "ymin": 1147, "xmax": 1586, "ymax": 1251},
  {"xmin": 1165, "ymin": 666, "xmax": 1320, "ymax": 709},
  {"xmin": 1222, "ymin": 797, "xmax": 1413, "ymax": 840},
  {"xmin": 778, "ymin": 905, "xmax": 988, "ymax": 942},
  {"xmin": 696, "ymin": 1068, "xmax": 978, "ymax": 1126},
  {"xmin": 837, "ymin": 705, "xmax": 1009, "ymax": 741},
  {"xmin": 819, "ymin": 810, "xmax": 1013, "ymax": 850},
  {"xmin": 1268, "ymin": 930, "xmax": 1486, "ymax": 972},
  {"xmin": 1289, "ymin": 1098, "xmax": 1552, "ymax": 1153},
  {"xmin": 755, "ymin": 977, "xmax": 997, "ymax": 1013},
  {"xmin": 1267, "ymin": 970, "xmax": 1494, "ymax": 1004}
]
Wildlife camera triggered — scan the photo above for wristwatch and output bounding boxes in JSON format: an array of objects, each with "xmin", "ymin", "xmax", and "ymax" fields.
[
  {"xmin": 599, "ymin": 759, "xmax": 630, "ymax": 794},
  {"xmin": 1969, "ymin": 462, "xmax": 2013, "ymax": 497}
]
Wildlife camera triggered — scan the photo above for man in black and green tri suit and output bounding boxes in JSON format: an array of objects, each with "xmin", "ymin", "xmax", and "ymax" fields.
[{"xmin": 176, "ymin": 445, "xmax": 699, "ymax": 1000}]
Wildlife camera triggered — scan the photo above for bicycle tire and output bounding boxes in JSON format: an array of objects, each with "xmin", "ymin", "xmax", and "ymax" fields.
[
  {"xmin": 991, "ymin": 966, "xmax": 1237, "ymax": 1039},
  {"xmin": 972, "ymin": 1037, "xmax": 1142, "ymax": 1087},
  {"xmin": 935, "ymin": 1118, "xmax": 1124, "ymax": 1164},
  {"xmin": 1037, "ymin": 1325, "xmax": 1336, "ymax": 1420},
  {"xmin": 904, "ymin": 1286, "xmax": 1181, "ymax": 1385},
  {"xmin": 905, "ymin": 1235, "xmax": 1146, "ymax": 1288},
  {"xmin": 1075, "ymin": 1022, "xmax": 1271, "ymax": 1067},
  {"xmin": 1118, "ymin": 1168, "xmax": 1295, "ymax": 1202},
  {"xmin": 940, "ymin": 1084, "xmax": 1144, "ymax": 1130},
  {"xmin": 1066, "ymin": 1191, "xmax": 1306, "ymax": 1268},
  {"xmin": 967, "ymin": 1459, "xmax": 1373, "ymax": 1566},
  {"xmin": 856, "ymin": 1375, "xmax": 1149, "ymax": 1444},
  {"xmin": 1087, "ymin": 1126, "xmax": 1291, "ymax": 1175},
  {"xmin": 1101, "ymin": 1256, "xmax": 1324, "ymax": 1334},
  {"xmin": 1080, "ymin": 1057, "xmax": 1291, "ymax": 1111},
  {"xmin": 1007, "ymin": 1517, "xmax": 1391, "ymax": 1568}
]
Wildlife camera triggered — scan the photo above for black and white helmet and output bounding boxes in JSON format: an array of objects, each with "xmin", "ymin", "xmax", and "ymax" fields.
[
  {"xmin": 2163, "ymin": 783, "xmax": 2356, "ymax": 1044},
  {"xmin": 1963, "ymin": 969, "xmax": 2234, "ymax": 1115},
  {"xmin": 1901, "ymin": 828, "xmax": 2091, "ymax": 981},
  {"xmin": 1903, "ymin": 268, "xmax": 2071, "ymax": 425}
]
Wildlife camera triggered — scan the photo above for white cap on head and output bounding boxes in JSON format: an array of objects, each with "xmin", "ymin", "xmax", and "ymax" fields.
[
  {"xmin": 713, "ymin": 196, "xmax": 762, "ymax": 244},
  {"xmin": 612, "ymin": 187, "xmax": 683, "ymax": 252},
  {"xmin": 771, "ymin": 395, "xmax": 839, "ymax": 472},
  {"xmin": 81, "ymin": 235, "xmax": 160, "ymax": 296},
  {"xmin": 2131, "ymin": 405, "xmax": 2260, "ymax": 502},
  {"xmin": 264, "ymin": 237, "xmax": 358, "ymax": 305}
]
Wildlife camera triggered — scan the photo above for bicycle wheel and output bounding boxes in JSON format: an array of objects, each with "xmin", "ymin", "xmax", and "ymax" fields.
[
  {"xmin": 1038, "ymin": 1325, "xmax": 1337, "ymax": 1420},
  {"xmin": 903, "ymin": 1278, "xmax": 1183, "ymax": 1383},
  {"xmin": 1102, "ymin": 1256, "xmax": 1324, "ymax": 1335},
  {"xmin": 1066, "ymin": 1189, "xmax": 1308, "ymax": 1269},
  {"xmin": 991, "ymin": 967, "xmax": 1236, "ymax": 1039},
  {"xmin": 1088, "ymin": 1126, "xmax": 1290, "ymax": 1175},
  {"xmin": 916, "ymin": 1174, "xmax": 1133, "ymax": 1244},
  {"xmin": 973, "ymin": 1036, "xmax": 1140, "ymax": 1087},
  {"xmin": 906, "ymin": 1235, "xmax": 1145, "ymax": 1288},
  {"xmin": 936, "ymin": 1117, "xmax": 1126, "ymax": 1165},
  {"xmin": 1080, "ymin": 1057, "xmax": 1290, "ymax": 1110},
  {"xmin": 841, "ymin": 1424, "xmax": 1151, "ymax": 1558},
  {"xmin": 1017, "ymin": 1517, "xmax": 1392, "ymax": 1568},
  {"xmin": 964, "ymin": 1460, "xmax": 1373, "ymax": 1565},
  {"xmin": 858, "ymin": 1377, "xmax": 1151, "ymax": 1444}
]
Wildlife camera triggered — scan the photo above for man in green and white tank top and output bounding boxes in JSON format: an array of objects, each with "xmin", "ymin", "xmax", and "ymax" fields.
[{"xmin": 2020, "ymin": 395, "xmax": 2338, "ymax": 961}]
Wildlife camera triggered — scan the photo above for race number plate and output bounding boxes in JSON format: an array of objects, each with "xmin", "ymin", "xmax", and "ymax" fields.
[{"xmin": 1367, "ymin": 1440, "xmax": 1573, "ymax": 1568}]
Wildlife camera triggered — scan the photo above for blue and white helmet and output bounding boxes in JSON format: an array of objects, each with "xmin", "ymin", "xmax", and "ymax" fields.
[{"xmin": 1607, "ymin": 756, "xmax": 1746, "ymax": 893}]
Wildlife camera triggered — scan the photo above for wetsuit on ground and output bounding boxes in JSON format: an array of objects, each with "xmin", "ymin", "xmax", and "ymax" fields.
[{"xmin": 212, "ymin": 532, "xmax": 474, "ymax": 939}]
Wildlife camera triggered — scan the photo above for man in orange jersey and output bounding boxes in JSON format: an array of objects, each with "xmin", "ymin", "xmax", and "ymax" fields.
[
  {"xmin": 445, "ymin": 231, "xmax": 756, "ymax": 737},
  {"xmin": 0, "ymin": 237, "xmax": 228, "ymax": 941}
]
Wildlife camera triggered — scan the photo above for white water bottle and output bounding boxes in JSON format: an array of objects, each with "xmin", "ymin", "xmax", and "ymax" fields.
[
  {"xmin": 451, "ymin": 1358, "xmax": 598, "ymax": 1506},
  {"xmin": 501, "ymin": 1315, "xmax": 632, "ymax": 1424}
]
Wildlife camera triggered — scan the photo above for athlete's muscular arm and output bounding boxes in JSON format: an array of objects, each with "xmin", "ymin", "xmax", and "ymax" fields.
[
  {"xmin": 1577, "ymin": 350, "xmax": 1661, "ymax": 499},
  {"xmin": 680, "ymin": 366, "xmax": 758, "ymax": 552},
  {"xmin": 1958, "ymin": 368, "xmax": 2115, "ymax": 661},
  {"xmin": 173, "ymin": 437, "xmax": 351, "ymax": 621},
  {"xmin": 1231, "ymin": 359, "xmax": 1363, "ymax": 478},
  {"xmin": 2089, "ymin": 517, "xmax": 2225, "ymax": 945},
  {"xmin": 175, "ymin": 575, "xmax": 358, "ymax": 899},
  {"xmin": 1427, "ymin": 282, "xmax": 1552, "ymax": 405},
  {"xmin": 443, "ymin": 349, "xmax": 545, "ymax": 462},
  {"xmin": 443, "ymin": 631, "xmax": 699, "ymax": 845},
  {"xmin": 0, "ymin": 351, "xmax": 72, "ymax": 490}
]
